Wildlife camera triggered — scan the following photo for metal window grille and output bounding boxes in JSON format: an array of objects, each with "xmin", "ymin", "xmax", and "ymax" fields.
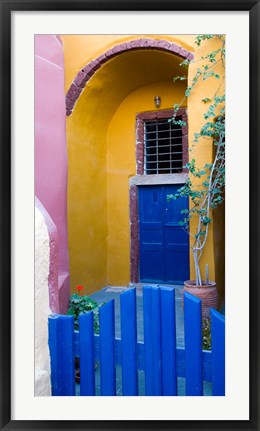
[{"xmin": 144, "ymin": 118, "xmax": 183, "ymax": 175}]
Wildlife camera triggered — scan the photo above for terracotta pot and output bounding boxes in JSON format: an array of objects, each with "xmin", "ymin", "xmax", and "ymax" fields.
[{"xmin": 183, "ymin": 280, "xmax": 219, "ymax": 318}]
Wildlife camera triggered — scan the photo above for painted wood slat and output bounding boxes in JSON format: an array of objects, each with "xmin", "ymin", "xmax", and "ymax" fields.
[
  {"xmin": 143, "ymin": 286, "xmax": 162, "ymax": 395},
  {"xmin": 74, "ymin": 328, "xmax": 213, "ymax": 381},
  {"xmin": 143, "ymin": 286, "xmax": 153, "ymax": 395},
  {"xmin": 160, "ymin": 287, "xmax": 177, "ymax": 395},
  {"xmin": 184, "ymin": 292, "xmax": 203, "ymax": 396},
  {"xmin": 120, "ymin": 288, "xmax": 138, "ymax": 396},
  {"xmin": 76, "ymin": 335, "xmax": 212, "ymax": 381},
  {"xmin": 151, "ymin": 287, "xmax": 162, "ymax": 395},
  {"xmin": 79, "ymin": 312, "xmax": 95, "ymax": 396},
  {"xmin": 99, "ymin": 300, "xmax": 116, "ymax": 396},
  {"xmin": 211, "ymin": 309, "xmax": 225, "ymax": 396},
  {"xmin": 48, "ymin": 314, "xmax": 75, "ymax": 396}
]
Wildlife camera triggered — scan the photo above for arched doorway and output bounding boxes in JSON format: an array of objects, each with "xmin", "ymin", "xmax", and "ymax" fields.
[{"xmin": 65, "ymin": 37, "xmax": 193, "ymax": 292}]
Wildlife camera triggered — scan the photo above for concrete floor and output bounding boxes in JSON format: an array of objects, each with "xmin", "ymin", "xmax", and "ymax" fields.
[{"xmin": 75, "ymin": 283, "xmax": 212, "ymax": 396}]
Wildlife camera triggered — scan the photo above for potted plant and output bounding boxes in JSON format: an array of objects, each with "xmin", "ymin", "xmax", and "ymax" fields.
[
  {"xmin": 66, "ymin": 285, "xmax": 104, "ymax": 383},
  {"xmin": 202, "ymin": 317, "xmax": 212, "ymax": 351},
  {"xmin": 167, "ymin": 34, "xmax": 225, "ymax": 317},
  {"xmin": 67, "ymin": 285, "xmax": 102, "ymax": 332}
]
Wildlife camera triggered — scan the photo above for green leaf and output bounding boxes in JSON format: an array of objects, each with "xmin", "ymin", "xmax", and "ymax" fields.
[
  {"xmin": 202, "ymin": 216, "xmax": 212, "ymax": 225},
  {"xmin": 202, "ymin": 98, "xmax": 211, "ymax": 103},
  {"xmin": 173, "ymin": 120, "xmax": 187, "ymax": 127}
]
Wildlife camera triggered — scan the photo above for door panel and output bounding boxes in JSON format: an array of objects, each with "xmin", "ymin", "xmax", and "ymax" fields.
[
  {"xmin": 139, "ymin": 186, "xmax": 164, "ymax": 282},
  {"xmin": 164, "ymin": 184, "xmax": 188, "ymax": 225},
  {"xmin": 139, "ymin": 185, "xmax": 189, "ymax": 284}
]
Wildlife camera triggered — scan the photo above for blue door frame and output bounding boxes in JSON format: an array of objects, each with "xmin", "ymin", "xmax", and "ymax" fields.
[{"xmin": 139, "ymin": 185, "xmax": 189, "ymax": 284}]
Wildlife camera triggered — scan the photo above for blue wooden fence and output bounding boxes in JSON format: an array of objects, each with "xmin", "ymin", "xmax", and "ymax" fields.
[{"xmin": 48, "ymin": 286, "xmax": 225, "ymax": 396}]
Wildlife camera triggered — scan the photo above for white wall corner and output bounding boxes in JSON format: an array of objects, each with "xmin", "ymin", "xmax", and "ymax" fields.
[{"xmin": 35, "ymin": 206, "xmax": 52, "ymax": 396}]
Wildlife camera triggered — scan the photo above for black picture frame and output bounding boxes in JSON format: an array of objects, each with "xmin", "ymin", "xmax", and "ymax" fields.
[{"xmin": 1, "ymin": 0, "xmax": 259, "ymax": 429}]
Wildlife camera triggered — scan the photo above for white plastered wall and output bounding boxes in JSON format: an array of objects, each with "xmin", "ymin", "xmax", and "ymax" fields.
[{"xmin": 35, "ymin": 206, "xmax": 51, "ymax": 396}]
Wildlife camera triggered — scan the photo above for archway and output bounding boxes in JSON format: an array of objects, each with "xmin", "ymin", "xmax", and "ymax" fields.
[
  {"xmin": 65, "ymin": 38, "xmax": 192, "ymax": 292},
  {"xmin": 65, "ymin": 38, "xmax": 193, "ymax": 116}
]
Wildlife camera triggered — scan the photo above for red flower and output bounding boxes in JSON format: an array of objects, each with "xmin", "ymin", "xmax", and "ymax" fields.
[{"xmin": 76, "ymin": 285, "xmax": 84, "ymax": 295}]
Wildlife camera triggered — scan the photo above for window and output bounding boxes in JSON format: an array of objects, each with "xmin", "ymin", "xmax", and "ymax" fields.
[
  {"xmin": 135, "ymin": 109, "xmax": 188, "ymax": 176},
  {"xmin": 144, "ymin": 117, "xmax": 184, "ymax": 175}
]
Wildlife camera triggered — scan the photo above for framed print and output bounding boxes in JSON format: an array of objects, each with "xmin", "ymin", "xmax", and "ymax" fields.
[{"xmin": 1, "ymin": 0, "xmax": 259, "ymax": 430}]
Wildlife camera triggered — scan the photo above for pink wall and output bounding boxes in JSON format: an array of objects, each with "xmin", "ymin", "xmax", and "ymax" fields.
[{"xmin": 35, "ymin": 35, "xmax": 70, "ymax": 314}]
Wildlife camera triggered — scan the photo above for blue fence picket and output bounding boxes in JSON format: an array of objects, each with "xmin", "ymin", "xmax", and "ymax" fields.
[
  {"xmin": 151, "ymin": 287, "xmax": 162, "ymax": 395},
  {"xmin": 99, "ymin": 300, "xmax": 116, "ymax": 395},
  {"xmin": 184, "ymin": 292, "xmax": 203, "ymax": 396},
  {"xmin": 79, "ymin": 312, "xmax": 95, "ymax": 396},
  {"xmin": 211, "ymin": 309, "xmax": 225, "ymax": 395},
  {"xmin": 143, "ymin": 286, "xmax": 153, "ymax": 395},
  {"xmin": 48, "ymin": 314, "xmax": 75, "ymax": 396},
  {"xmin": 143, "ymin": 286, "xmax": 162, "ymax": 395},
  {"xmin": 120, "ymin": 288, "xmax": 138, "ymax": 395},
  {"xmin": 160, "ymin": 287, "xmax": 177, "ymax": 395}
]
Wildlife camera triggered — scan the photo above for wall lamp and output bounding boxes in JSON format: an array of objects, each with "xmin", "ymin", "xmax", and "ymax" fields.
[{"xmin": 154, "ymin": 96, "xmax": 161, "ymax": 109}]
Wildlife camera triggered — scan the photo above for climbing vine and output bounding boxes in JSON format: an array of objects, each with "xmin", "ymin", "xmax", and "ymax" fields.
[{"xmin": 167, "ymin": 34, "xmax": 225, "ymax": 286}]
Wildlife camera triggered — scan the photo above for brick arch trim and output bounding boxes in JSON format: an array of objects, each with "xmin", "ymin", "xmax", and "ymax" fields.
[{"xmin": 65, "ymin": 38, "xmax": 194, "ymax": 116}]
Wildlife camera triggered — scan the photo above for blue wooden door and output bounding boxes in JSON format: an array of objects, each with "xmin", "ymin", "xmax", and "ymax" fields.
[{"xmin": 139, "ymin": 185, "xmax": 189, "ymax": 284}]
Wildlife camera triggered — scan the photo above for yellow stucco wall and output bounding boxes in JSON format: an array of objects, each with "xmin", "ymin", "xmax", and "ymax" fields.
[
  {"xmin": 66, "ymin": 94, "xmax": 108, "ymax": 294},
  {"xmin": 62, "ymin": 34, "xmax": 225, "ymax": 296}
]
